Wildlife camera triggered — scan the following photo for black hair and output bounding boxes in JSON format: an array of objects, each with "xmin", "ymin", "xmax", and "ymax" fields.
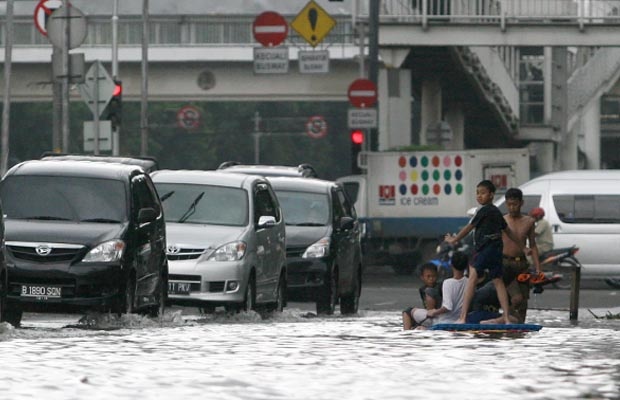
[
  {"xmin": 505, "ymin": 187, "xmax": 523, "ymax": 201},
  {"xmin": 451, "ymin": 251, "xmax": 469, "ymax": 272},
  {"xmin": 477, "ymin": 180, "xmax": 496, "ymax": 193},
  {"xmin": 418, "ymin": 262, "xmax": 438, "ymax": 276}
]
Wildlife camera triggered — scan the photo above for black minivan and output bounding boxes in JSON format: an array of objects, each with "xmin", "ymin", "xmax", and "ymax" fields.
[
  {"xmin": 268, "ymin": 177, "xmax": 362, "ymax": 315},
  {"xmin": 0, "ymin": 159, "xmax": 168, "ymax": 326}
]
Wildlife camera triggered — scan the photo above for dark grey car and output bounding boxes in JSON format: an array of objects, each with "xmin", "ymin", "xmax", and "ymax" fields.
[{"xmin": 268, "ymin": 177, "xmax": 362, "ymax": 315}]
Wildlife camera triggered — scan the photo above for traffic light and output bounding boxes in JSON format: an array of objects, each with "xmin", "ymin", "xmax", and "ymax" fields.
[
  {"xmin": 106, "ymin": 80, "xmax": 122, "ymax": 130},
  {"xmin": 350, "ymin": 129, "xmax": 364, "ymax": 174}
]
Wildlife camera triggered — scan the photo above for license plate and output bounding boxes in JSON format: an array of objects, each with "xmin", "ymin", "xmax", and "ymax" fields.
[
  {"xmin": 21, "ymin": 285, "xmax": 62, "ymax": 299},
  {"xmin": 168, "ymin": 281, "xmax": 192, "ymax": 295}
]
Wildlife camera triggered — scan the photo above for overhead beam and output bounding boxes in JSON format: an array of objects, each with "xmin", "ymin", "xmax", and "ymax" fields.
[{"xmin": 380, "ymin": 24, "xmax": 620, "ymax": 47}]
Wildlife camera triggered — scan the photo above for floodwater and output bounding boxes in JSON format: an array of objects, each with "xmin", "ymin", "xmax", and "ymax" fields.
[{"xmin": 1, "ymin": 307, "xmax": 619, "ymax": 400}]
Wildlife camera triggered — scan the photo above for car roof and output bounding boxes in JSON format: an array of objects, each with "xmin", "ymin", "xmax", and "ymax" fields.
[
  {"xmin": 40, "ymin": 154, "xmax": 159, "ymax": 172},
  {"xmin": 217, "ymin": 162, "xmax": 318, "ymax": 178},
  {"xmin": 4, "ymin": 159, "xmax": 146, "ymax": 181},
  {"xmin": 528, "ymin": 170, "xmax": 620, "ymax": 182},
  {"xmin": 150, "ymin": 169, "xmax": 263, "ymax": 189},
  {"xmin": 267, "ymin": 176, "xmax": 337, "ymax": 194}
]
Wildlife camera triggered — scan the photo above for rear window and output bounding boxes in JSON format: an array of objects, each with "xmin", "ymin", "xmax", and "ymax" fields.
[
  {"xmin": 0, "ymin": 175, "xmax": 127, "ymax": 222},
  {"xmin": 275, "ymin": 190, "xmax": 330, "ymax": 226},
  {"xmin": 553, "ymin": 194, "xmax": 620, "ymax": 223},
  {"xmin": 342, "ymin": 182, "xmax": 360, "ymax": 204},
  {"xmin": 155, "ymin": 182, "xmax": 248, "ymax": 226}
]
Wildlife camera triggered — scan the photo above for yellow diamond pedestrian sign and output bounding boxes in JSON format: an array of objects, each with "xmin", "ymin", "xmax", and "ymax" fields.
[{"xmin": 291, "ymin": 0, "xmax": 337, "ymax": 48}]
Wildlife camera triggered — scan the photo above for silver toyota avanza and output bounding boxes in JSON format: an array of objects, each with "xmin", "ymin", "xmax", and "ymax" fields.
[{"xmin": 151, "ymin": 170, "xmax": 287, "ymax": 313}]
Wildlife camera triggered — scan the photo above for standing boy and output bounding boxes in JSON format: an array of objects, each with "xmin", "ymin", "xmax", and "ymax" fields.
[
  {"xmin": 501, "ymin": 188, "xmax": 542, "ymax": 323},
  {"xmin": 445, "ymin": 180, "xmax": 520, "ymax": 325}
]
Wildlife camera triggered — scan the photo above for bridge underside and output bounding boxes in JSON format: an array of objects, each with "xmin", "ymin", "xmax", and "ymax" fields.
[
  {"xmin": 381, "ymin": 24, "xmax": 620, "ymax": 46},
  {"xmin": 404, "ymin": 47, "xmax": 520, "ymax": 147}
]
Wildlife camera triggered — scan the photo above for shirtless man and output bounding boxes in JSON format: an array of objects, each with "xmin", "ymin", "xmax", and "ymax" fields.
[{"xmin": 490, "ymin": 188, "xmax": 542, "ymax": 323}]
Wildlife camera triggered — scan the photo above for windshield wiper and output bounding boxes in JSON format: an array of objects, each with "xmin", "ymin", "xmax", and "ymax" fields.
[
  {"xmin": 178, "ymin": 192, "xmax": 205, "ymax": 223},
  {"xmin": 293, "ymin": 222, "xmax": 326, "ymax": 226},
  {"xmin": 25, "ymin": 216, "xmax": 71, "ymax": 221},
  {"xmin": 80, "ymin": 218, "xmax": 121, "ymax": 223},
  {"xmin": 159, "ymin": 191, "xmax": 175, "ymax": 202}
]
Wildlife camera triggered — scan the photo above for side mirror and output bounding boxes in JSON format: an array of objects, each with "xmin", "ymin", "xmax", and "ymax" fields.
[
  {"xmin": 339, "ymin": 216, "xmax": 355, "ymax": 230},
  {"xmin": 257, "ymin": 215, "xmax": 276, "ymax": 229},
  {"xmin": 138, "ymin": 207, "xmax": 157, "ymax": 224}
]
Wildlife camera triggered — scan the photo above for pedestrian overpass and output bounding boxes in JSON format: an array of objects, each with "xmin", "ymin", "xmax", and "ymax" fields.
[{"xmin": 2, "ymin": 0, "xmax": 620, "ymax": 171}]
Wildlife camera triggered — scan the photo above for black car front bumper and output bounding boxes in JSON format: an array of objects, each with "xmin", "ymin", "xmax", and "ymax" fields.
[{"xmin": 6, "ymin": 261, "xmax": 125, "ymax": 313}]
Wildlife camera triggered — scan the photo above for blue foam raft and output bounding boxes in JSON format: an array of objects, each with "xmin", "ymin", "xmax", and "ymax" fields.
[{"xmin": 430, "ymin": 323, "xmax": 543, "ymax": 333}]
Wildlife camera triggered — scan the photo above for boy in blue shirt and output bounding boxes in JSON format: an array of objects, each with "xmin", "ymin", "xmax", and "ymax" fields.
[{"xmin": 445, "ymin": 180, "xmax": 522, "ymax": 325}]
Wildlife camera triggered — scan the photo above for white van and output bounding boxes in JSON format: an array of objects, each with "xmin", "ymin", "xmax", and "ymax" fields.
[{"xmin": 494, "ymin": 170, "xmax": 620, "ymax": 279}]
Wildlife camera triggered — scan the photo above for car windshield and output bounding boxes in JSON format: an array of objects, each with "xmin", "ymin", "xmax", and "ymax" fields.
[
  {"xmin": 155, "ymin": 182, "xmax": 248, "ymax": 226},
  {"xmin": 0, "ymin": 175, "xmax": 127, "ymax": 222},
  {"xmin": 275, "ymin": 190, "xmax": 330, "ymax": 226}
]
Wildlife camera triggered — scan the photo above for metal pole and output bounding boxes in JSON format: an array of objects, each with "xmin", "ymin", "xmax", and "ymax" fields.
[
  {"xmin": 52, "ymin": 51, "xmax": 62, "ymax": 153},
  {"xmin": 1, "ymin": 0, "xmax": 14, "ymax": 176},
  {"xmin": 93, "ymin": 64, "xmax": 100, "ymax": 155},
  {"xmin": 61, "ymin": 0, "xmax": 71, "ymax": 153},
  {"xmin": 253, "ymin": 111, "xmax": 261, "ymax": 164},
  {"xmin": 112, "ymin": 0, "xmax": 120, "ymax": 155},
  {"xmin": 368, "ymin": 0, "xmax": 380, "ymax": 152},
  {"xmin": 140, "ymin": 0, "xmax": 149, "ymax": 156}
]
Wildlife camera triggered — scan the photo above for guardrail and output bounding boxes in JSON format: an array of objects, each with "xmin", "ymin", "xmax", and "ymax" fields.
[{"xmin": 379, "ymin": 0, "xmax": 620, "ymax": 30}]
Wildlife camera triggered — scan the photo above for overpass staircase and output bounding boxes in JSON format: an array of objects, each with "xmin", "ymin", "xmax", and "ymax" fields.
[{"xmin": 375, "ymin": 0, "xmax": 620, "ymax": 148}]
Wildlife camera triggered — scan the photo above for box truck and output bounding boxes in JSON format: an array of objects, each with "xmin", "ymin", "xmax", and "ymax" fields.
[{"xmin": 338, "ymin": 148, "xmax": 530, "ymax": 274}]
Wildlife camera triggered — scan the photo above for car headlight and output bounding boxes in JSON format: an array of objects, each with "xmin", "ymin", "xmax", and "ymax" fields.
[
  {"xmin": 302, "ymin": 237, "xmax": 330, "ymax": 258},
  {"xmin": 207, "ymin": 241, "xmax": 247, "ymax": 261},
  {"xmin": 82, "ymin": 240, "xmax": 125, "ymax": 263}
]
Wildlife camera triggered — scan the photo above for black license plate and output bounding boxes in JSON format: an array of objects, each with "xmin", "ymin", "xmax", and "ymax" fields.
[
  {"xmin": 168, "ymin": 281, "xmax": 192, "ymax": 295},
  {"xmin": 21, "ymin": 285, "xmax": 62, "ymax": 299}
]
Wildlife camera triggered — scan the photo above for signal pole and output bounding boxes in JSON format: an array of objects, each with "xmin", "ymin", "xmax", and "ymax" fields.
[
  {"xmin": 1, "ymin": 0, "xmax": 14, "ymax": 176},
  {"xmin": 140, "ymin": 0, "xmax": 149, "ymax": 156},
  {"xmin": 112, "ymin": 0, "xmax": 120, "ymax": 155}
]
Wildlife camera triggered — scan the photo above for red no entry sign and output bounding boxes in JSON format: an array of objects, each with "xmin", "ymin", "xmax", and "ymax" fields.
[
  {"xmin": 253, "ymin": 11, "xmax": 288, "ymax": 47},
  {"xmin": 347, "ymin": 78, "xmax": 378, "ymax": 108}
]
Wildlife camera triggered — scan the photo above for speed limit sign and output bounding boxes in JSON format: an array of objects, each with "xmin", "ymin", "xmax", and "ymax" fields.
[{"xmin": 305, "ymin": 115, "xmax": 327, "ymax": 139}]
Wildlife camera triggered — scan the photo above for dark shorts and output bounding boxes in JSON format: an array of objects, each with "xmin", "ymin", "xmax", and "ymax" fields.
[{"xmin": 472, "ymin": 241, "xmax": 503, "ymax": 280}]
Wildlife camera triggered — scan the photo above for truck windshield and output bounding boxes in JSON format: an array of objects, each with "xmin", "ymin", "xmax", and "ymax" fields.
[
  {"xmin": 154, "ymin": 182, "xmax": 248, "ymax": 226},
  {"xmin": 0, "ymin": 176, "xmax": 127, "ymax": 223},
  {"xmin": 275, "ymin": 190, "xmax": 330, "ymax": 226}
]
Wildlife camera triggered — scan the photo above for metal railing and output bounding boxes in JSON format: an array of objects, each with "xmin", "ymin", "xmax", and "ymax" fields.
[{"xmin": 378, "ymin": 0, "xmax": 620, "ymax": 30}]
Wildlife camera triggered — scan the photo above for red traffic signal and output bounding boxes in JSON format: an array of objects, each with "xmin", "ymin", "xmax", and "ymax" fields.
[
  {"xmin": 112, "ymin": 82, "xmax": 122, "ymax": 97},
  {"xmin": 351, "ymin": 130, "xmax": 364, "ymax": 145}
]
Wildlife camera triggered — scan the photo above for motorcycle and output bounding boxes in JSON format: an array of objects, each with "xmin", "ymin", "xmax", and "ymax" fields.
[{"xmin": 537, "ymin": 245, "xmax": 581, "ymax": 290}]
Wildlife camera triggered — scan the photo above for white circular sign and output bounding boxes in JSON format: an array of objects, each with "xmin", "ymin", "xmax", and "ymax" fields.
[
  {"xmin": 305, "ymin": 115, "xmax": 327, "ymax": 139},
  {"xmin": 46, "ymin": 6, "xmax": 88, "ymax": 49}
]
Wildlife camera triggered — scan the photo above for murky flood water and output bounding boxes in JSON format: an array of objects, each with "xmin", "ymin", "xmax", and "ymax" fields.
[{"xmin": 1, "ymin": 308, "xmax": 619, "ymax": 400}]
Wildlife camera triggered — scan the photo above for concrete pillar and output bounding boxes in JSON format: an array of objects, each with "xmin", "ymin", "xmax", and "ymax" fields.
[
  {"xmin": 528, "ymin": 142, "xmax": 554, "ymax": 175},
  {"xmin": 444, "ymin": 103, "xmax": 465, "ymax": 150},
  {"xmin": 581, "ymin": 98, "xmax": 601, "ymax": 169},
  {"xmin": 378, "ymin": 68, "xmax": 412, "ymax": 151},
  {"xmin": 420, "ymin": 78, "xmax": 442, "ymax": 145}
]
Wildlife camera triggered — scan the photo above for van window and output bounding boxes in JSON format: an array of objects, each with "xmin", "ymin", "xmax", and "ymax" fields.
[
  {"xmin": 553, "ymin": 195, "xmax": 620, "ymax": 223},
  {"xmin": 497, "ymin": 195, "xmax": 541, "ymax": 215}
]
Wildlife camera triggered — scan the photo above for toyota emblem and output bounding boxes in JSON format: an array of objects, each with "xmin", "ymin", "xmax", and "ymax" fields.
[
  {"xmin": 35, "ymin": 244, "xmax": 53, "ymax": 256},
  {"xmin": 166, "ymin": 244, "xmax": 181, "ymax": 255}
]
